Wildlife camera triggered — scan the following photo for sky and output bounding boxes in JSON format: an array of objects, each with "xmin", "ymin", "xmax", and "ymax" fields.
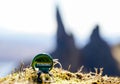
[
  {"xmin": 0, "ymin": 0, "xmax": 120, "ymax": 77},
  {"xmin": 0, "ymin": 0, "xmax": 120, "ymax": 59},
  {"xmin": 0, "ymin": 0, "xmax": 120, "ymax": 43}
]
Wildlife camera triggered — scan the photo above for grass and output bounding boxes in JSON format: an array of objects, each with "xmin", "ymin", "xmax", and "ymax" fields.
[{"xmin": 0, "ymin": 60, "xmax": 120, "ymax": 84}]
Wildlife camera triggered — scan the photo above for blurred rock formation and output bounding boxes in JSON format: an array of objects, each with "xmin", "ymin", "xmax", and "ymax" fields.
[
  {"xmin": 81, "ymin": 25, "xmax": 120, "ymax": 76},
  {"xmin": 51, "ymin": 8, "xmax": 81, "ymax": 71},
  {"xmin": 51, "ymin": 7, "xmax": 120, "ymax": 76},
  {"xmin": 24, "ymin": 7, "xmax": 120, "ymax": 76}
]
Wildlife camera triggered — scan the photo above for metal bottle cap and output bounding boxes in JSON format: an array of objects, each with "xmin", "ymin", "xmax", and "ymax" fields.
[{"xmin": 31, "ymin": 53, "xmax": 53, "ymax": 73}]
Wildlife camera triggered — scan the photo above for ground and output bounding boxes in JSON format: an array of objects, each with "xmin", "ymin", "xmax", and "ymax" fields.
[{"xmin": 0, "ymin": 66, "xmax": 120, "ymax": 84}]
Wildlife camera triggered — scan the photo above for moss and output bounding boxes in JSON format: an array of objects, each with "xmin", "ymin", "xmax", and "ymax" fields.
[{"xmin": 0, "ymin": 67, "xmax": 120, "ymax": 84}]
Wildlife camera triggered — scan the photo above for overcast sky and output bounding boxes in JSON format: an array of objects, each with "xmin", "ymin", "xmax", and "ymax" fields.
[
  {"xmin": 0, "ymin": 0, "xmax": 120, "ymax": 40},
  {"xmin": 0, "ymin": 0, "xmax": 120, "ymax": 60}
]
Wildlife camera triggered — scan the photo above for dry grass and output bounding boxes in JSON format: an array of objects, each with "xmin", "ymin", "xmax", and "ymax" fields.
[{"xmin": 0, "ymin": 66, "xmax": 120, "ymax": 84}]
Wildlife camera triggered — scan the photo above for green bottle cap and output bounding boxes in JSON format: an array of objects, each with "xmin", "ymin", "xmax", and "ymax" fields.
[{"xmin": 31, "ymin": 53, "xmax": 53, "ymax": 73}]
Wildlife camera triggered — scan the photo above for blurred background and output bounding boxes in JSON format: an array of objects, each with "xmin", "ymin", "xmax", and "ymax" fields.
[{"xmin": 0, "ymin": 0, "xmax": 120, "ymax": 77}]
